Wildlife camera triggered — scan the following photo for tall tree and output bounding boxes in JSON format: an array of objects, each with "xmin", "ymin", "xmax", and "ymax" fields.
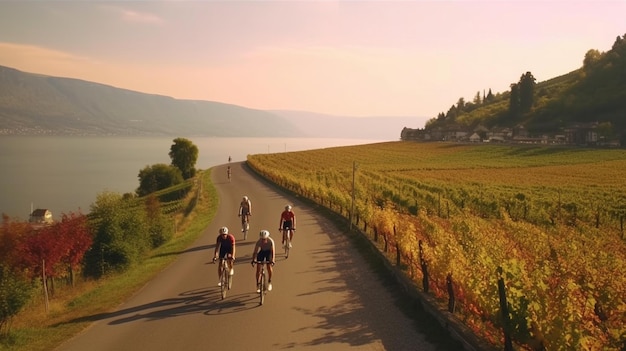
[
  {"xmin": 519, "ymin": 71, "xmax": 536, "ymax": 113},
  {"xmin": 169, "ymin": 138, "xmax": 198, "ymax": 179}
]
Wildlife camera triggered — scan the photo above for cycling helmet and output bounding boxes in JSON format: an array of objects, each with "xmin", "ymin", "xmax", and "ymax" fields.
[
  {"xmin": 259, "ymin": 230, "xmax": 270, "ymax": 239},
  {"xmin": 243, "ymin": 196, "xmax": 249, "ymax": 201},
  {"xmin": 285, "ymin": 205, "xmax": 292, "ymax": 211},
  {"xmin": 219, "ymin": 226, "xmax": 229, "ymax": 234}
]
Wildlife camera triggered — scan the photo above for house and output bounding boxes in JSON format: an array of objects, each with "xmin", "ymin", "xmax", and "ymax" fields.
[
  {"xmin": 469, "ymin": 133, "xmax": 482, "ymax": 143},
  {"xmin": 30, "ymin": 208, "xmax": 53, "ymax": 224}
]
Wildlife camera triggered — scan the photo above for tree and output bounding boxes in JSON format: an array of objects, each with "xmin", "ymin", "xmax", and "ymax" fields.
[
  {"xmin": 55, "ymin": 212, "xmax": 92, "ymax": 287},
  {"xmin": 144, "ymin": 195, "xmax": 174, "ymax": 248},
  {"xmin": 473, "ymin": 91, "xmax": 482, "ymax": 105},
  {"xmin": 519, "ymin": 72, "xmax": 536, "ymax": 113},
  {"xmin": 169, "ymin": 138, "xmax": 198, "ymax": 179},
  {"xmin": 486, "ymin": 88, "xmax": 495, "ymax": 103},
  {"xmin": 137, "ymin": 163, "xmax": 184, "ymax": 197},
  {"xmin": 84, "ymin": 192, "xmax": 150, "ymax": 278},
  {"xmin": 0, "ymin": 264, "xmax": 33, "ymax": 333},
  {"xmin": 583, "ymin": 49, "xmax": 602, "ymax": 71}
]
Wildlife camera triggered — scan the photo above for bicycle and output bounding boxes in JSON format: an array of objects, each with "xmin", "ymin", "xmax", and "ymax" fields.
[
  {"xmin": 213, "ymin": 256, "xmax": 233, "ymax": 299},
  {"xmin": 252, "ymin": 260, "xmax": 272, "ymax": 305},
  {"xmin": 241, "ymin": 214, "xmax": 249, "ymax": 240},
  {"xmin": 280, "ymin": 227, "xmax": 294, "ymax": 258}
]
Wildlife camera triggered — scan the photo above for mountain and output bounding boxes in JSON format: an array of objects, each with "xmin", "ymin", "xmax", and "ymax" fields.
[
  {"xmin": 0, "ymin": 65, "xmax": 428, "ymax": 139},
  {"xmin": 0, "ymin": 65, "xmax": 300, "ymax": 137}
]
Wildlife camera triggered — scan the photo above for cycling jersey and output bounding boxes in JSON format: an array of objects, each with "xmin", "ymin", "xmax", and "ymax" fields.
[
  {"xmin": 240, "ymin": 200, "xmax": 251, "ymax": 216},
  {"xmin": 216, "ymin": 234, "xmax": 235, "ymax": 258}
]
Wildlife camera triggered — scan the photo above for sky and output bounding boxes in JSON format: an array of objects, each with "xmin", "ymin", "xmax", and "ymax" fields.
[{"xmin": 0, "ymin": 1, "xmax": 624, "ymax": 123}]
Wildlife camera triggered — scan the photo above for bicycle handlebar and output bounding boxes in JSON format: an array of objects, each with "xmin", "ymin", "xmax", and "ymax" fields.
[{"xmin": 213, "ymin": 256, "xmax": 235, "ymax": 263}]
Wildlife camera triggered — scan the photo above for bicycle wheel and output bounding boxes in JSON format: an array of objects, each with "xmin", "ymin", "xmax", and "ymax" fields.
[
  {"xmin": 242, "ymin": 219, "xmax": 248, "ymax": 240},
  {"xmin": 259, "ymin": 268, "xmax": 266, "ymax": 305},
  {"xmin": 220, "ymin": 262, "xmax": 227, "ymax": 299},
  {"xmin": 227, "ymin": 262, "xmax": 233, "ymax": 290},
  {"xmin": 284, "ymin": 230, "xmax": 290, "ymax": 258}
]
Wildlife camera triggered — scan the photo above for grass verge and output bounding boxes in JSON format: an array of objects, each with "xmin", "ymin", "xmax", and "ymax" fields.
[{"xmin": 0, "ymin": 170, "xmax": 218, "ymax": 351}]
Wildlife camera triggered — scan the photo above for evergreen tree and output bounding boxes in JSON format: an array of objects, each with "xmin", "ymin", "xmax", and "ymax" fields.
[{"xmin": 519, "ymin": 72, "xmax": 536, "ymax": 113}]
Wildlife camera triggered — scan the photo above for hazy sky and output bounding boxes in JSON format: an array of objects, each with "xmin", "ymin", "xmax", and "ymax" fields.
[{"xmin": 0, "ymin": 1, "xmax": 624, "ymax": 120}]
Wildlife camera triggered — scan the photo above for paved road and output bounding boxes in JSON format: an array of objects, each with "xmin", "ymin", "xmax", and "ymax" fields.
[{"xmin": 57, "ymin": 162, "xmax": 439, "ymax": 351}]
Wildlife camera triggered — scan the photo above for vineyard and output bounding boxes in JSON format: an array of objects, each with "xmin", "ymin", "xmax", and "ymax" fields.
[{"xmin": 247, "ymin": 141, "xmax": 626, "ymax": 351}]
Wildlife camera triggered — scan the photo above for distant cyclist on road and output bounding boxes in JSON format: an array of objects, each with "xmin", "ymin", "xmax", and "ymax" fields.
[
  {"xmin": 251, "ymin": 230, "xmax": 275, "ymax": 292},
  {"xmin": 279, "ymin": 205, "xmax": 296, "ymax": 248},
  {"xmin": 238, "ymin": 195, "xmax": 252, "ymax": 231},
  {"xmin": 213, "ymin": 226, "xmax": 236, "ymax": 286}
]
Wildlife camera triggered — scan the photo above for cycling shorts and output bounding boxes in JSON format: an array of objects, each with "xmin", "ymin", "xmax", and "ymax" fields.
[
  {"xmin": 256, "ymin": 250, "xmax": 272, "ymax": 263},
  {"xmin": 219, "ymin": 247, "xmax": 233, "ymax": 259},
  {"xmin": 281, "ymin": 220, "xmax": 293, "ymax": 230}
]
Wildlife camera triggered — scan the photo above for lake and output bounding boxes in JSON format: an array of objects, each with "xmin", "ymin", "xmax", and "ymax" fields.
[{"xmin": 0, "ymin": 136, "xmax": 386, "ymax": 221}]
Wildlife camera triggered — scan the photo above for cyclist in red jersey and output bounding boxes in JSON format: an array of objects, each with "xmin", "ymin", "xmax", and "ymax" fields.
[
  {"xmin": 279, "ymin": 205, "xmax": 296, "ymax": 247},
  {"xmin": 212, "ymin": 226, "xmax": 236, "ymax": 286}
]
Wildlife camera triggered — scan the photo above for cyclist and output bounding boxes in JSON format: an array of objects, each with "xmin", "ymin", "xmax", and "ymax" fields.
[
  {"xmin": 227, "ymin": 166, "xmax": 231, "ymax": 181},
  {"xmin": 279, "ymin": 204, "xmax": 296, "ymax": 248},
  {"xmin": 213, "ymin": 226, "xmax": 236, "ymax": 286},
  {"xmin": 238, "ymin": 195, "xmax": 252, "ymax": 232},
  {"xmin": 251, "ymin": 230, "xmax": 275, "ymax": 292}
]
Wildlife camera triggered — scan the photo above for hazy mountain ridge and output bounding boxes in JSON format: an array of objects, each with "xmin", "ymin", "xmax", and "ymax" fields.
[
  {"xmin": 0, "ymin": 65, "xmax": 300, "ymax": 137},
  {"xmin": 0, "ymin": 65, "xmax": 427, "ymax": 140}
]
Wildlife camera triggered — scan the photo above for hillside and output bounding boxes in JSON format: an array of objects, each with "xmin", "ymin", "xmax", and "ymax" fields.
[
  {"xmin": 0, "ymin": 65, "xmax": 300, "ymax": 137},
  {"xmin": 417, "ymin": 33, "xmax": 626, "ymax": 144}
]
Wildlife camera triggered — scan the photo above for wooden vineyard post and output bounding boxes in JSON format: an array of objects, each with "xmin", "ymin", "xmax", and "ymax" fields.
[
  {"xmin": 419, "ymin": 240, "xmax": 429, "ymax": 293},
  {"xmin": 497, "ymin": 266, "xmax": 513, "ymax": 351},
  {"xmin": 447, "ymin": 273, "xmax": 456, "ymax": 313}
]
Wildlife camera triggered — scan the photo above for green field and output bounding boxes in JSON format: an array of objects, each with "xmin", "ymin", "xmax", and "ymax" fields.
[{"xmin": 248, "ymin": 141, "xmax": 626, "ymax": 351}]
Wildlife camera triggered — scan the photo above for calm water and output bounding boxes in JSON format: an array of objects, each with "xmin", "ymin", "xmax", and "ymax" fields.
[{"xmin": 0, "ymin": 136, "xmax": 385, "ymax": 220}]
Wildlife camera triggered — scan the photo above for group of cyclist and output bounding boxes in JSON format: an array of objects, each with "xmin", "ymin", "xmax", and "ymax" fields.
[{"xmin": 212, "ymin": 195, "xmax": 296, "ymax": 294}]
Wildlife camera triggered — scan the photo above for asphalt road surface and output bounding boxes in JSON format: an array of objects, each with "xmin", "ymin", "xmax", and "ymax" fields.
[{"xmin": 57, "ymin": 162, "xmax": 442, "ymax": 351}]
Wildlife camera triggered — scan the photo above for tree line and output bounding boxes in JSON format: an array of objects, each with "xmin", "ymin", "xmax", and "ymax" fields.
[{"xmin": 425, "ymin": 33, "xmax": 626, "ymax": 144}]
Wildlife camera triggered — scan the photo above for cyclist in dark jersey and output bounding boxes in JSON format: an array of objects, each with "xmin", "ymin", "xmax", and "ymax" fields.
[
  {"xmin": 213, "ymin": 226, "xmax": 236, "ymax": 286},
  {"xmin": 251, "ymin": 230, "xmax": 275, "ymax": 292}
]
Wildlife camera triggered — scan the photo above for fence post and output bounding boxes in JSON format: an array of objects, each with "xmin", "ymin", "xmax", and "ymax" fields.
[
  {"xmin": 497, "ymin": 266, "xmax": 514, "ymax": 351},
  {"xmin": 419, "ymin": 240, "xmax": 429, "ymax": 293},
  {"xmin": 447, "ymin": 273, "xmax": 456, "ymax": 313},
  {"xmin": 394, "ymin": 225, "xmax": 401, "ymax": 266}
]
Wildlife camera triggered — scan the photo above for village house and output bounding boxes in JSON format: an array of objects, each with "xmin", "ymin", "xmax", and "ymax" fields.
[
  {"xmin": 400, "ymin": 122, "xmax": 620, "ymax": 147},
  {"xmin": 29, "ymin": 208, "xmax": 53, "ymax": 225}
]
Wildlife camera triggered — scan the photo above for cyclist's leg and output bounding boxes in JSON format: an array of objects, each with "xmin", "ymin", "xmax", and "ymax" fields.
[
  {"xmin": 267, "ymin": 262, "xmax": 273, "ymax": 290},
  {"xmin": 228, "ymin": 254, "xmax": 234, "ymax": 275},
  {"xmin": 217, "ymin": 254, "xmax": 223, "ymax": 284}
]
